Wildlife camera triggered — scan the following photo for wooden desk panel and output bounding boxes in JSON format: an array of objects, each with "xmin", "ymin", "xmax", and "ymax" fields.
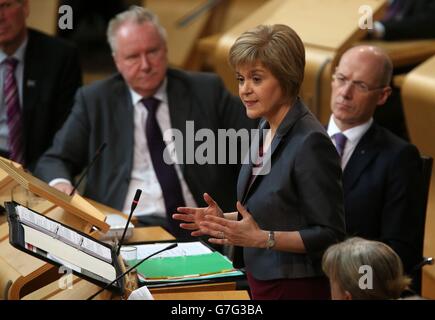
[
  {"xmin": 127, "ymin": 227, "xmax": 175, "ymax": 244},
  {"xmin": 23, "ymin": 277, "xmax": 239, "ymax": 300},
  {"xmin": 149, "ymin": 281, "xmax": 236, "ymax": 295},
  {"xmin": 22, "ymin": 275, "xmax": 111, "ymax": 300}
]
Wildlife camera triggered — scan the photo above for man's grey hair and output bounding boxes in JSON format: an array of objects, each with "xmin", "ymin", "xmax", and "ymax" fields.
[{"xmin": 107, "ymin": 6, "xmax": 167, "ymax": 53}]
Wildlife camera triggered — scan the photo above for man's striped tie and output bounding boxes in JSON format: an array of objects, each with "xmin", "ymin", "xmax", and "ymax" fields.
[{"xmin": 4, "ymin": 57, "xmax": 24, "ymax": 164}]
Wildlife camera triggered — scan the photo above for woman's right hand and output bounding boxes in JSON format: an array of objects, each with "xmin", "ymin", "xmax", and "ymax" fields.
[{"xmin": 172, "ymin": 193, "xmax": 223, "ymax": 236}]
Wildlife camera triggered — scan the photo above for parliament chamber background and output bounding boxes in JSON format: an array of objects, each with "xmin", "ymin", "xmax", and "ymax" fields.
[{"xmin": 0, "ymin": 0, "xmax": 434, "ymax": 300}]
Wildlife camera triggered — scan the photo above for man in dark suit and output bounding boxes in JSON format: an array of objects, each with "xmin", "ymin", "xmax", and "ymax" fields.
[
  {"xmin": 34, "ymin": 6, "xmax": 254, "ymax": 237},
  {"xmin": 327, "ymin": 45, "xmax": 424, "ymax": 278},
  {"xmin": 0, "ymin": 0, "xmax": 82, "ymax": 171}
]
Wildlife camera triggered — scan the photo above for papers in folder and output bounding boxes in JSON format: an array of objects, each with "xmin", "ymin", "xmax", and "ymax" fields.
[
  {"xmin": 12, "ymin": 204, "xmax": 118, "ymax": 285},
  {"xmin": 17, "ymin": 205, "xmax": 112, "ymax": 262},
  {"xmin": 124, "ymin": 242, "xmax": 243, "ymax": 283}
]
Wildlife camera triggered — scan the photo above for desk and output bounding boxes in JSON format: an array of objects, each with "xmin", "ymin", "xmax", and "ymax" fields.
[
  {"xmin": 23, "ymin": 278, "xmax": 244, "ymax": 300},
  {"xmin": 149, "ymin": 281, "xmax": 236, "ymax": 295},
  {"xmin": 127, "ymin": 227, "xmax": 175, "ymax": 244}
]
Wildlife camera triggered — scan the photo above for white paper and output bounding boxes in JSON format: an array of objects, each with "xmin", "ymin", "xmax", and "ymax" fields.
[
  {"xmin": 17, "ymin": 205, "xmax": 59, "ymax": 234},
  {"xmin": 23, "ymin": 225, "xmax": 116, "ymax": 282},
  {"xmin": 17, "ymin": 204, "xmax": 112, "ymax": 262},
  {"xmin": 128, "ymin": 286, "xmax": 154, "ymax": 300},
  {"xmin": 81, "ymin": 237, "xmax": 112, "ymax": 261},
  {"xmin": 57, "ymin": 225, "xmax": 83, "ymax": 246},
  {"xmin": 48, "ymin": 253, "xmax": 82, "ymax": 273},
  {"xmin": 134, "ymin": 241, "xmax": 212, "ymax": 260}
]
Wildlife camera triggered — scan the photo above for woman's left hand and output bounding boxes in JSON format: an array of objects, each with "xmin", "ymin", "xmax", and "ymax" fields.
[{"xmin": 199, "ymin": 201, "xmax": 267, "ymax": 248}]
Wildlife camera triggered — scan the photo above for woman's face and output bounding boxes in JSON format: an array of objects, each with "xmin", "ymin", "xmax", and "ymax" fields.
[{"xmin": 236, "ymin": 61, "xmax": 288, "ymax": 124}]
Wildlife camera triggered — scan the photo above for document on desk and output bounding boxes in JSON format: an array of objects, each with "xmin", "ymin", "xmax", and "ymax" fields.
[
  {"xmin": 17, "ymin": 204, "xmax": 112, "ymax": 263},
  {"xmin": 17, "ymin": 205, "xmax": 59, "ymax": 234},
  {"xmin": 134, "ymin": 241, "xmax": 212, "ymax": 259},
  {"xmin": 130, "ymin": 241, "xmax": 243, "ymax": 283}
]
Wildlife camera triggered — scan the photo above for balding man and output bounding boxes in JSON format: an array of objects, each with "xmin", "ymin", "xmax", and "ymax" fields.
[{"xmin": 327, "ymin": 46, "xmax": 424, "ymax": 281}]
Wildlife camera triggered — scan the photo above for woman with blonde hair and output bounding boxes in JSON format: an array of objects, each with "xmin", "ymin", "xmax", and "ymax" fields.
[
  {"xmin": 173, "ymin": 24, "xmax": 345, "ymax": 299},
  {"xmin": 322, "ymin": 237, "xmax": 411, "ymax": 300}
]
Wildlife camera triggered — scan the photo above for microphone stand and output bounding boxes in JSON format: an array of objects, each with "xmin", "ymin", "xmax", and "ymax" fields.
[
  {"xmin": 87, "ymin": 243, "xmax": 178, "ymax": 300},
  {"xmin": 116, "ymin": 189, "xmax": 142, "ymax": 256},
  {"xmin": 69, "ymin": 142, "xmax": 107, "ymax": 196}
]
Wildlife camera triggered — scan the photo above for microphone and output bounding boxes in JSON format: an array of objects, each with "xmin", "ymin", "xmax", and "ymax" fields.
[
  {"xmin": 116, "ymin": 189, "xmax": 142, "ymax": 256},
  {"xmin": 87, "ymin": 243, "xmax": 178, "ymax": 300},
  {"xmin": 69, "ymin": 142, "xmax": 107, "ymax": 196}
]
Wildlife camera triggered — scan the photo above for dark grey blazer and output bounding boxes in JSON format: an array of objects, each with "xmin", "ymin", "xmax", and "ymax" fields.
[
  {"xmin": 34, "ymin": 68, "xmax": 256, "ymax": 213},
  {"xmin": 236, "ymin": 99, "xmax": 345, "ymax": 280}
]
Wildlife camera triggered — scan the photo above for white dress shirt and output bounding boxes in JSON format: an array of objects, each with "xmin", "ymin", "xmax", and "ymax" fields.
[
  {"xmin": 123, "ymin": 79, "xmax": 197, "ymax": 217},
  {"xmin": 0, "ymin": 38, "xmax": 28, "ymax": 151},
  {"xmin": 50, "ymin": 79, "xmax": 197, "ymax": 217},
  {"xmin": 327, "ymin": 115, "xmax": 373, "ymax": 170}
]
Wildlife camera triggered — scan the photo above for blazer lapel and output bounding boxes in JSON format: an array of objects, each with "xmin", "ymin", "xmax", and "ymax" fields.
[
  {"xmin": 112, "ymin": 76, "xmax": 134, "ymax": 172},
  {"xmin": 166, "ymin": 70, "xmax": 192, "ymax": 172},
  {"xmin": 237, "ymin": 121, "xmax": 265, "ymax": 203},
  {"xmin": 238, "ymin": 98, "xmax": 308, "ymax": 203},
  {"xmin": 342, "ymin": 124, "xmax": 380, "ymax": 192}
]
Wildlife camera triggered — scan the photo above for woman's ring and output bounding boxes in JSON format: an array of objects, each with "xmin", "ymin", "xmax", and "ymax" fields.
[{"xmin": 218, "ymin": 231, "xmax": 225, "ymax": 239}]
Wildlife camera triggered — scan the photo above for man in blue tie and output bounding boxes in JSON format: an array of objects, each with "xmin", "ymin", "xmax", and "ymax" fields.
[
  {"xmin": 327, "ymin": 45, "xmax": 424, "ymax": 290},
  {"xmin": 35, "ymin": 6, "xmax": 255, "ymax": 238}
]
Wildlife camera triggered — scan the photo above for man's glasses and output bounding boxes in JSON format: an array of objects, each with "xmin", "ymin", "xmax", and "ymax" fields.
[{"xmin": 332, "ymin": 73, "xmax": 386, "ymax": 93}]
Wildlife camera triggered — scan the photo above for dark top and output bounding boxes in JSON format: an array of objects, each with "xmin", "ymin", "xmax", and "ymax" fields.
[{"xmin": 236, "ymin": 99, "xmax": 345, "ymax": 280}]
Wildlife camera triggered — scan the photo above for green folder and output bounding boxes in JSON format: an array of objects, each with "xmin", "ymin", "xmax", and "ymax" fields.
[{"xmin": 133, "ymin": 252, "xmax": 235, "ymax": 279}]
